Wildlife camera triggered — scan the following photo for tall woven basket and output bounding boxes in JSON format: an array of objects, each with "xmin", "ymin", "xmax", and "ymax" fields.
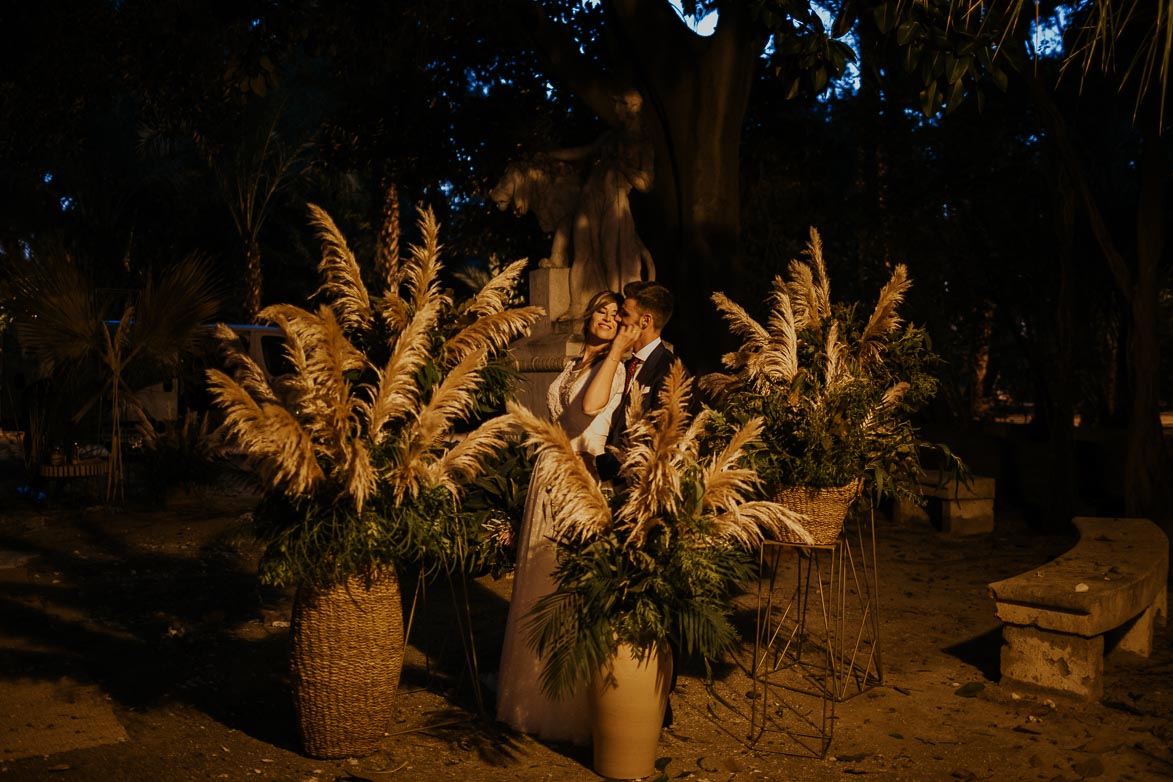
[
  {"xmin": 775, "ymin": 479, "xmax": 863, "ymax": 545},
  {"xmin": 290, "ymin": 568, "xmax": 404, "ymax": 759}
]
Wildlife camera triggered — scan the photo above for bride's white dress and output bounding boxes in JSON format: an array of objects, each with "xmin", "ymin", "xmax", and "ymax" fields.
[{"xmin": 495, "ymin": 357, "xmax": 625, "ymax": 744}]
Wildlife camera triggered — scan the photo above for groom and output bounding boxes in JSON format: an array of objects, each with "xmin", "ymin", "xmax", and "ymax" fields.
[
  {"xmin": 593, "ymin": 280, "xmax": 687, "ymax": 728},
  {"xmin": 594, "ymin": 280, "xmax": 684, "ymax": 482}
]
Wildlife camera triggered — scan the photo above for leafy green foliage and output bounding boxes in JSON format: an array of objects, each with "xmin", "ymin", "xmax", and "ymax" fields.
[
  {"xmin": 448, "ymin": 434, "xmax": 535, "ymax": 579},
  {"xmin": 714, "ymin": 317, "xmax": 937, "ymax": 503},
  {"xmin": 212, "ymin": 205, "xmax": 540, "ymax": 588},
  {"xmin": 528, "ymin": 490, "xmax": 756, "ymax": 700},
  {"xmin": 255, "ymin": 483, "xmax": 456, "ymax": 589},
  {"xmin": 509, "ymin": 367, "xmax": 804, "ymax": 700},
  {"xmin": 704, "ymin": 238, "xmax": 948, "ymax": 505}
]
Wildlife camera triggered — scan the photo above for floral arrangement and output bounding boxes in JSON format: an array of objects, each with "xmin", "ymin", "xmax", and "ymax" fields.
[
  {"xmin": 701, "ymin": 228, "xmax": 943, "ymax": 504},
  {"xmin": 507, "ymin": 364, "xmax": 811, "ymax": 698},
  {"xmin": 208, "ymin": 204, "xmax": 543, "ymax": 587}
]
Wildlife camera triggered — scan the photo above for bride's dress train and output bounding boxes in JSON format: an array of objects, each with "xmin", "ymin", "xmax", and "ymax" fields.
[{"xmin": 495, "ymin": 358, "xmax": 624, "ymax": 744}]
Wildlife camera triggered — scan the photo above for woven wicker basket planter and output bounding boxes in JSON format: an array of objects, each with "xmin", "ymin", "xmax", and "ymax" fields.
[
  {"xmin": 774, "ymin": 479, "xmax": 863, "ymax": 545},
  {"xmin": 290, "ymin": 568, "xmax": 404, "ymax": 759}
]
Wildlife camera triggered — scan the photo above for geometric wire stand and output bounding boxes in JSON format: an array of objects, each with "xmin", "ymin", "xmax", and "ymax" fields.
[
  {"xmin": 837, "ymin": 506, "xmax": 883, "ymax": 701},
  {"xmin": 748, "ymin": 508, "xmax": 883, "ymax": 758}
]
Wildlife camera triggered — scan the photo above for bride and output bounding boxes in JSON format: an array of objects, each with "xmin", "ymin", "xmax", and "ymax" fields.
[{"xmin": 496, "ymin": 290, "xmax": 626, "ymax": 744}]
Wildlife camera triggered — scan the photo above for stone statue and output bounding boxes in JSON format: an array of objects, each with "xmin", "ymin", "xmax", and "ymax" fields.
[
  {"xmin": 491, "ymin": 89, "xmax": 656, "ymax": 320},
  {"xmin": 490, "ymin": 155, "xmax": 581, "ymax": 270}
]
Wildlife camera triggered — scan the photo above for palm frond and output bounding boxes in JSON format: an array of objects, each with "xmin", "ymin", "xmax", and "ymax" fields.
[
  {"xmin": 506, "ymin": 402, "xmax": 612, "ymax": 541},
  {"xmin": 132, "ymin": 253, "xmax": 221, "ymax": 364},
  {"xmin": 11, "ymin": 257, "xmax": 107, "ymax": 370},
  {"xmin": 307, "ymin": 203, "xmax": 372, "ymax": 334},
  {"xmin": 858, "ymin": 264, "xmax": 911, "ymax": 368}
]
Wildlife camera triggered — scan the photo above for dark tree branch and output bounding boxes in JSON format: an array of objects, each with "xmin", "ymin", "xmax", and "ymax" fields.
[
  {"xmin": 512, "ymin": 1, "xmax": 627, "ymax": 123},
  {"xmin": 1029, "ymin": 74, "xmax": 1133, "ymax": 296}
]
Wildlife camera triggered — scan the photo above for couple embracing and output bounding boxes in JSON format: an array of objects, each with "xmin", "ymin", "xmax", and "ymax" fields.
[{"xmin": 496, "ymin": 281, "xmax": 683, "ymax": 745}]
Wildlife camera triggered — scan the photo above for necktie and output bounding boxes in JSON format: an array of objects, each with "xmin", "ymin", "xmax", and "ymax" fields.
[{"xmin": 624, "ymin": 356, "xmax": 642, "ymax": 393}]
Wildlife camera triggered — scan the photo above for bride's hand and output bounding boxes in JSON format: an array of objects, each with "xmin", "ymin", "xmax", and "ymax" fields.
[{"xmin": 611, "ymin": 321, "xmax": 640, "ymax": 356}]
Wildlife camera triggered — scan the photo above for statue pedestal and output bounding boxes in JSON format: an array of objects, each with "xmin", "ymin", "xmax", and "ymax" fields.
[{"xmin": 511, "ymin": 267, "xmax": 579, "ymax": 413}]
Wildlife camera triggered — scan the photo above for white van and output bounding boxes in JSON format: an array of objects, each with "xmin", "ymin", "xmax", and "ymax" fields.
[{"xmin": 136, "ymin": 323, "xmax": 288, "ymax": 425}]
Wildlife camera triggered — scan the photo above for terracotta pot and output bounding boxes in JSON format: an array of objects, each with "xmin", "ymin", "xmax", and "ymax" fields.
[
  {"xmin": 290, "ymin": 569, "xmax": 404, "ymax": 758},
  {"xmin": 589, "ymin": 642, "xmax": 672, "ymax": 780}
]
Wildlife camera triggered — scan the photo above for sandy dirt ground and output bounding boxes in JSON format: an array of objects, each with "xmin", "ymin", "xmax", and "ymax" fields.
[{"xmin": 0, "ymin": 436, "xmax": 1170, "ymax": 782}]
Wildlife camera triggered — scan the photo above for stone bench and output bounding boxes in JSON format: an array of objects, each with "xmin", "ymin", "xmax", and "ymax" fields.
[
  {"xmin": 893, "ymin": 469, "xmax": 996, "ymax": 535},
  {"xmin": 988, "ymin": 517, "xmax": 1169, "ymax": 699}
]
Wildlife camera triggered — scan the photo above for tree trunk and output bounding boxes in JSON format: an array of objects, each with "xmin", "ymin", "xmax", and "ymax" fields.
[
  {"xmin": 1124, "ymin": 123, "xmax": 1167, "ymax": 517},
  {"xmin": 1030, "ymin": 78, "xmax": 1168, "ymax": 519},
  {"xmin": 522, "ymin": 0, "xmax": 765, "ymax": 367},
  {"xmin": 622, "ymin": 3, "xmax": 764, "ymax": 366},
  {"xmin": 1045, "ymin": 173, "xmax": 1077, "ymax": 530},
  {"xmin": 244, "ymin": 239, "xmax": 262, "ymax": 320}
]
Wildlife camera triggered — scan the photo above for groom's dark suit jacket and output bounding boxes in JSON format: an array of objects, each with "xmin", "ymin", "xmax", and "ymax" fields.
[{"xmin": 597, "ymin": 340, "xmax": 679, "ymax": 481}]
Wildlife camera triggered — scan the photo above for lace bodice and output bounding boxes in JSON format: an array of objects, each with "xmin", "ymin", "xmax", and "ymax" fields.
[{"xmin": 545, "ymin": 356, "xmax": 625, "ymax": 455}]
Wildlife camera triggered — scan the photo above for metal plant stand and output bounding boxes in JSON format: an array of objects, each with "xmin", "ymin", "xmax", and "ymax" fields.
[{"xmin": 748, "ymin": 510, "xmax": 883, "ymax": 758}]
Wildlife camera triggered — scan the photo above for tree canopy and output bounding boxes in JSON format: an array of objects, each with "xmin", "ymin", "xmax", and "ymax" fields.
[{"xmin": 0, "ymin": 0, "xmax": 1168, "ymax": 519}]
